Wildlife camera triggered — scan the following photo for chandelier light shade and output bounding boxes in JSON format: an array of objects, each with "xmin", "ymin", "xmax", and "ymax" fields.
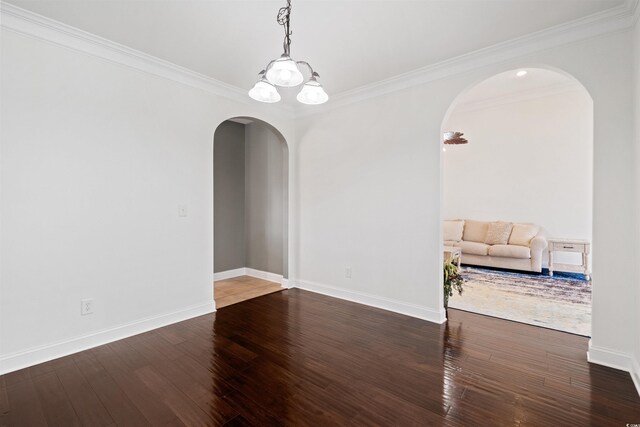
[
  {"xmin": 297, "ymin": 76, "xmax": 329, "ymax": 105},
  {"xmin": 266, "ymin": 55, "xmax": 304, "ymax": 87},
  {"xmin": 249, "ymin": 74, "xmax": 281, "ymax": 103},
  {"xmin": 249, "ymin": 0, "xmax": 328, "ymax": 105}
]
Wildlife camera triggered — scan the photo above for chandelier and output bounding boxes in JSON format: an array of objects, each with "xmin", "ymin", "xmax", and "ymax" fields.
[{"xmin": 249, "ymin": 0, "xmax": 328, "ymax": 105}]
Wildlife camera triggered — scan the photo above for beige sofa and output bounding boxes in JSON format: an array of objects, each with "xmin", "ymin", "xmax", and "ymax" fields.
[{"xmin": 444, "ymin": 220, "xmax": 548, "ymax": 273}]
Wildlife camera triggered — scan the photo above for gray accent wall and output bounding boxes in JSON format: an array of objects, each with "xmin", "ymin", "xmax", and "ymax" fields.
[
  {"xmin": 244, "ymin": 123, "xmax": 287, "ymax": 276},
  {"xmin": 214, "ymin": 121, "xmax": 245, "ymax": 272},
  {"xmin": 214, "ymin": 120, "xmax": 288, "ymax": 277}
]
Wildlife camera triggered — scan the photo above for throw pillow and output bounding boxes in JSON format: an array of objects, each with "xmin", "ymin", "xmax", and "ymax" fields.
[
  {"xmin": 462, "ymin": 220, "xmax": 489, "ymax": 243},
  {"xmin": 509, "ymin": 224, "xmax": 540, "ymax": 247},
  {"xmin": 484, "ymin": 222, "xmax": 513, "ymax": 245},
  {"xmin": 443, "ymin": 220, "xmax": 464, "ymax": 242}
]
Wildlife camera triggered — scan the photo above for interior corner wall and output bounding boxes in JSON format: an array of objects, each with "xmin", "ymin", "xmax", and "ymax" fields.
[
  {"xmin": 244, "ymin": 123, "xmax": 287, "ymax": 277},
  {"xmin": 633, "ymin": 19, "xmax": 640, "ymax": 390},
  {"xmin": 295, "ymin": 30, "xmax": 637, "ymax": 367},
  {"xmin": 214, "ymin": 121, "xmax": 246, "ymax": 273},
  {"xmin": 0, "ymin": 28, "xmax": 295, "ymax": 374},
  {"xmin": 443, "ymin": 89, "xmax": 593, "ymax": 265}
]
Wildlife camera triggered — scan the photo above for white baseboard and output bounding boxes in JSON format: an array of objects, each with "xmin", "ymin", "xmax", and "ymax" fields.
[
  {"xmin": 632, "ymin": 356, "xmax": 640, "ymax": 398},
  {"xmin": 587, "ymin": 340, "xmax": 634, "ymax": 371},
  {"xmin": 213, "ymin": 268, "xmax": 247, "ymax": 281},
  {"xmin": 587, "ymin": 340, "xmax": 640, "ymax": 397},
  {"xmin": 0, "ymin": 300, "xmax": 215, "ymax": 376},
  {"xmin": 295, "ymin": 279, "xmax": 446, "ymax": 324},
  {"xmin": 245, "ymin": 268, "xmax": 284, "ymax": 285},
  {"xmin": 213, "ymin": 267, "xmax": 287, "ymax": 287}
]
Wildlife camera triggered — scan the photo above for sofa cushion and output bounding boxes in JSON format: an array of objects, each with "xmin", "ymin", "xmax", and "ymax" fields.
[
  {"xmin": 463, "ymin": 220, "xmax": 489, "ymax": 243},
  {"xmin": 489, "ymin": 244, "xmax": 531, "ymax": 259},
  {"xmin": 457, "ymin": 240, "xmax": 490, "ymax": 256},
  {"xmin": 509, "ymin": 224, "xmax": 540, "ymax": 247},
  {"xmin": 444, "ymin": 240, "xmax": 458, "ymax": 247},
  {"xmin": 484, "ymin": 221, "xmax": 513, "ymax": 245},
  {"xmin": 443, "ymin": 220, "xmax": 464, "ymax": 242}
]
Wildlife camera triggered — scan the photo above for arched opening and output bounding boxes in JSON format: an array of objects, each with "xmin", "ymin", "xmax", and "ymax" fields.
[
  {"xmin": 212, "ymin": 116, "xmax": 289, "ymax": 308},
  {"xmin": 441, "ymin": 67, "xmax": 594, "ymax": 336}
]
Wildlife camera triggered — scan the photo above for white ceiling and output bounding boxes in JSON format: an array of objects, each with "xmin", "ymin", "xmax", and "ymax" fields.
[{"xmin": 6, "ymin": 0, "xmax": 624, "ymax": 96}]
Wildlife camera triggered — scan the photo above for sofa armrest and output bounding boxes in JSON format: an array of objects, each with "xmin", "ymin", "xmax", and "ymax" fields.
[
  {"xmin": 530, "ymin": 235, "xmax": 548, "ymax": 254},
  {"xmin": 530, "ymin": 234, "xmax": 548, "ymax": 272}
]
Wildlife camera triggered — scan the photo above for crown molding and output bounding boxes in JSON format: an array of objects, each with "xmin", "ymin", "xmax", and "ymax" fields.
[
  {"xmin": 0, "ymin": 2, "xmax": 295, "ymax": 118},
  {"xmin": 0, "ymin": 0, "xmax": 636, "ymax": 120},
  {"xmin": 295, "ymin": 0, "xmax": 639, "ymax": 118},
  {"xmin": 453, "ymin": 81, "xmax": 582, "ymax": 114}
]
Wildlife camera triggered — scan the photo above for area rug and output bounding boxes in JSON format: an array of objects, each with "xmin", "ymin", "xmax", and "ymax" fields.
[{"xmin": 448, "ymin": 267, "xmax": 591, "ymax": 336}]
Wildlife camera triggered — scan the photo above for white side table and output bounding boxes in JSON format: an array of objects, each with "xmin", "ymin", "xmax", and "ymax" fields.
[
  {"xmin": 548, "ymin": 238, "xmax": 591, "ymax": 280},
  {"xmin": 444, "ymin": 246, "xmax": 462, "ymax": 269}
]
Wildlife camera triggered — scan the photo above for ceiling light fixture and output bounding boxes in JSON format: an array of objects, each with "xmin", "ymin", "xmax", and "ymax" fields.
[
  {"xmin": 249, "ymin": 0, "xmax": 328, "ymax": 105},
  {"xmin": 516, "ymin": 70, "xmax": 528, "ymax": 77},
  {"xmin": 443, "ymin": 131, "xmax": 468, "ymax": 145}
]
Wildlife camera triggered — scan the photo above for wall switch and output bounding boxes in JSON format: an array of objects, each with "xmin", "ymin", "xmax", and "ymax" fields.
[
  {"xmin": 345, "ymin": 267, "xmax": 352, "ymax": 278},
  {"xmin": 81, "ymin": 298, "xmax": 94, "ymax": 315},
  {"xmin": 178, "ymin": 204, "xmax": 188, "ymax": 217}
]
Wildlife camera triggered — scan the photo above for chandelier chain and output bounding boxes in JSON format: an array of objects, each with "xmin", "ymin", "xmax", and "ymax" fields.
[{"xmin": 277, "ymin": 0, "xmax": 292, "ymax": 56}]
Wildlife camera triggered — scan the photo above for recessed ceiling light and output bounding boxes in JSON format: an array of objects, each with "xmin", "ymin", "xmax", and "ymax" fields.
[{"xmin": 516, "ymin": 70, "xmax": 528, "ymax": 77}]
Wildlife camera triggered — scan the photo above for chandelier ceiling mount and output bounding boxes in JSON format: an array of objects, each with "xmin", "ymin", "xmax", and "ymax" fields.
[{"xmin": 249, "ymin": 0, "xmax": 328, "ymax": 105}]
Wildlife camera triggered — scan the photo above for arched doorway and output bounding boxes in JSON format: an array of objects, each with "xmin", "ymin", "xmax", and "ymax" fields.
[
  {"xmin": 441, "ymin": 67, "xmax": 594, "ymax": 336},
  {"xmin": 212, "ymin": 117, "xmax": 289, "ymax": 308}
]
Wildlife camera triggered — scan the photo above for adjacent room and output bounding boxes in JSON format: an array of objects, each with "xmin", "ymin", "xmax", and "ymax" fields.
[
  {"xmin": 213, "ymin": 118, "xmax": 289, "ymax": 308},
  {"xmin": 1, "ymin": 0, "xmax": 639, "ymax": 425},
  {"xmin": 442, "ymin": 68, "xmax": 594, "ymax": 336}
]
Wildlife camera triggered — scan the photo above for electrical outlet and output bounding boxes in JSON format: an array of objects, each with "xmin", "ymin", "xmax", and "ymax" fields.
[
  {"xmin": 345, "ymin": 267, "xmax": 352, "ymax": 278},
  {"xmin": 81, "ymin": 298, "xmax": 94, "ymax": 315}
]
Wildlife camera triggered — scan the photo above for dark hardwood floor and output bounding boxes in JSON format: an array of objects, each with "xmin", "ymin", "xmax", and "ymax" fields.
[{"xmin": 1, "ymin": 289, "xmax": 639, "ymax": 426}]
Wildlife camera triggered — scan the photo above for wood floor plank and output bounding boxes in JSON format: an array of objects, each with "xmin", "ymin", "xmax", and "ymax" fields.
[
  {"xmin": 89, "ymin": 345, "xmax": 183, "ymax": 426},
  {"xmin": 125, "ymin": 334, "xmax": 239, "ymax": 425},
  {"xmin": 1, "ymin": 289, "xmax": 639, "ymax": 426},
  {"xmin": 55, "ymin": 361, "xmax": 115, "ymax": 426},
  {"xmin": 134, "ymin": 365, "xmax": 217, "ymax": 426},
  {"xmin": 4, "ymin": 377, "xmax": 49, "ymax": 427},
  {"xmin": 214, "ymin": 276, "xmax": 283, "ymax": 308},
  {"xmin": 0, "ymin": 376, "xmax": 9, "ymax": 425},
  {"xmin": 31, "ymin": 372, "xmax": 81, "ymax": 427},
  {"xmin": 73, "ymin": 351, "xmax": 151, "ymax": 427}
]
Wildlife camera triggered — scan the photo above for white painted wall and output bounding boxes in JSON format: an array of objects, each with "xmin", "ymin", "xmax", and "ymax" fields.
[
  {"xmin": 296, "ymin": 30, "xmax": 637, "ymax": 373},
  {"xmin": 443, "ymin": 87, "xmax": 593, "ymax": 265},
  {"xmin": 295, "ymin": 91, "xmax": 446, "ymax": 322},
  {"xmin": 633, "ymin": 19, "xmax": 640, "ymax": 392},
  {"xmin": 0, "ymin": 29, "xmax": 295, "ymax": 373}
]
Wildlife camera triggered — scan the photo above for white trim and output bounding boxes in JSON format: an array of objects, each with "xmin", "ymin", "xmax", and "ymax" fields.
[
  {"xmin": 245, "ymin": 268, "xmax": 284, "ymax": 285},
  {"xmin": 295, "ymin": 279, "xmax": 446, "ymax": 324},
  {"xmin": 281, "ymin": 278, "xmax": 291, "ymax": 289},
  {"xmin": 295, "ymin": 0, "xmax": 639, "ymax": 118},
  {"xmin": 587, "ymin": 340, "xmax": 633, "ymax": 370},
  {"xmin": 587, "ymin": 340, "xmax": 640, "ymax": 397},
  {"xmin": 213, "ymin": 267, "xmax": 288, "ymax": 287},
  {"xmin": 632, "ymin": 356, "xmax": 640, "ymax": 398},
  {"xmin": 0, "ymin": 2, "xmax": 294, "ymax": 118},
  {"xmin": 0, "ymin": 301, "xmax": 215, "ymax": 375},
  {"xmin": 213, "ymin": 268, "xmax": 247, "ymax": 281},
  {"xmin": 0, "ymin": 0, "xmax": 637, "ymax": 119}
]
